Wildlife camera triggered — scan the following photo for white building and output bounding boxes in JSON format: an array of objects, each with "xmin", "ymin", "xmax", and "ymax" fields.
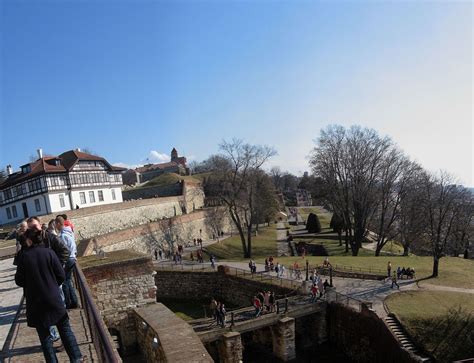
[{"xmin": 0, "ymin": 149, "xmax": 125, "ymax": 225}]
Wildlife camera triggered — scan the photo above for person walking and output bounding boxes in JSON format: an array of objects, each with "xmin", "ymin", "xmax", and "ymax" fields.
[
  {"xmin": 55, "ymin": 216, "xmax": 79, "ymax": 309},
  {"xmin": 387, "ymin": 261, "xmax": 392, "ymax": 279},
  {"xmin": 253, "ymin": 296, "xmax": 262, "ymax": 317},
  {"xmin": 391, "ymin": 272, "xmax": 399, "ymax": 289},
  {"xmin": 15, "ymin": 230, "xmax": 83, "ymax": 363},
  {"xmin": 210, "ymin": 298, "xmax": 218, "ymax": 321}
]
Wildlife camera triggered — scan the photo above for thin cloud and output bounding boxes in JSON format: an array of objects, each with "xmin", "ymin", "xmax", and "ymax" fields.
[{"xmin": 148, "ymin": 150, "xmax": 170, "ymax": 163}]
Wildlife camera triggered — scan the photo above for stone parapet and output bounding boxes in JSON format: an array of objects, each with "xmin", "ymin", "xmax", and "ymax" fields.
[{"xmin": 134, "ymin": 303, "xmax": 213, "ymax": 363}]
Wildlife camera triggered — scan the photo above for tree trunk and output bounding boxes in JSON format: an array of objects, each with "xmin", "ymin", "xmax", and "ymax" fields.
[
  {"xmin": 338, "ymin": 231, "xmax": 342, "ymax": 246},
  {"xmin": 344, "ymin": 229, "xmax": 349, "ymax": 253},
  {"xmin": 374, "ymin": 246, "xmax": 381, "ymax": 256},
  {"xmin": 432, "ymin": 256, "xmax": 439, "ymax": 277},
  {"xmin": 403, "ymin": 245, "xmax": 409, "ymax": 256},
  {"xmin": 246, "ymin": 225, "xmax": 252, "ymax": 258}
]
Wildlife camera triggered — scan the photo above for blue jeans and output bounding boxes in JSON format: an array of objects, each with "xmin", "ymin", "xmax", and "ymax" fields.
[
  {"xmin": 62, "ymin": 259, "xmax": 78, "ymax": 309},
  {"xmin": 36, "ymin": 315, "xmax": 82, "ymax": 363}
]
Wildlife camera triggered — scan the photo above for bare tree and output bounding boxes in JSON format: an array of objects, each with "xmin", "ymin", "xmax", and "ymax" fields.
[
  {"xmin": 370, "ymin": 154, "xmax": 420, "ymax": 256},
  {"xmin": 310, "ymin": 125, "xmax": 393, "ymax": 256},
  {"xmin": 421, "ymin": 172, "xmax": 469, "ymax": 277},
  {"xmin": 204, "ymin": 139, "xmax": 276, "ymax": 258},
  {"xmin": 270, "ymin": 166, "xmax": 283, "ymax": 191},
  {"xmin": 398, "ymin": 170, "xmax": 428, "ymax": 256},
  {"xmin": 205, "ymin": 206, "xmax": 227, "ymax": 242}
]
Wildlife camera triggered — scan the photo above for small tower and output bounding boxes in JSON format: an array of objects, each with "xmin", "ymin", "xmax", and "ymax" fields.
[{"xmin": 171, "ymin": 148, "xmax": 178, "ymax": 162}]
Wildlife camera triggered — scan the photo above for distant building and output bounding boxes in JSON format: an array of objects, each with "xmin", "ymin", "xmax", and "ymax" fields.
[
  {"xmin": 123, "ymin": 148, "xmax": 188, "ymax": 185},
  {"xmin": 296, "ymin": 189, "xmax": 312, "ymax": 207},
  {"xmin": 0, "ymin": 148, "xmax": 125, "ymax": 224}
]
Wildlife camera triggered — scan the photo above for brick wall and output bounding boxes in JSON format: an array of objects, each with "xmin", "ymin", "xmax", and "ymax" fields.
[
  {"xmin": 154, "ymin": 269, "xmax": 294, "ymax": 308},
  {"xmin": 81, "ymin": 254, "xmax": 157, "ymax": 355},
  {"xmin": 327, "ymin": 303, "xmax": 419, "ymax": 363}
]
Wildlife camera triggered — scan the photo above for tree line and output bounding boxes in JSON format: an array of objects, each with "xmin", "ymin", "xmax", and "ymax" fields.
[{"xmin": 310, "ymin": 125, "xmax": 473, "ymax": 276}]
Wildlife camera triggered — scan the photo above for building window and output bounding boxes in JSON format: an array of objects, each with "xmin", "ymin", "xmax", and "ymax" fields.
[
  {"xmin": 28, "ymin": 179, "xmax": 42, "ymax": 192},
  {"xmin": 6, "ymin": 207, "xmax": 11, "ymax": 219},
  {"xmin": 89, "ymin": 191, "xmax": 96, "ymax": 203},
  {"xmin": 59, "ymin": 194, "xmax": 66, "ymax": 208},
  {"xmin": 79, "ymin": 192, "xmax": 86, "ymax": 204},
  {"xmin": 98, "ymin": 190, "xmax": 104, "ymax": 202},
  {"xmin": 4, "ymin": 189, "xmax": 12, "ymax": 200},
  {"xmin": 34, "ymin": 199, "xmax": 41, "ymax": 212},
  {"xmin": 111, "ymin": 189, "xmax": 116, "ymax": 200},
  {"xmin": 12, "ymin": 205, "xmax": 17, "ymax": 218}
]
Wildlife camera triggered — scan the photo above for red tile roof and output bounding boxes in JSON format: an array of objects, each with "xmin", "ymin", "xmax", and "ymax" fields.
[{"xmin": 0, "ymin": 150, "xmax": 123, "ymax": 190}]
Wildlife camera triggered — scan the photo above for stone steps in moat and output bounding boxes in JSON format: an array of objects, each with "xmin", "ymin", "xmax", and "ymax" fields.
[{"xmin": 384, "ymin": 315, "xmax": 432, "ymax": 362}]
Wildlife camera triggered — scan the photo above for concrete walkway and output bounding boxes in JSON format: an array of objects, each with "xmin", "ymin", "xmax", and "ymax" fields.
[
  {"xmin": 276, "ymin": 222, "xmax": 289, "ymax": 257},
  {"xmin": 0, "ymin": 258, "xmax": 23, "ymax": 351}
]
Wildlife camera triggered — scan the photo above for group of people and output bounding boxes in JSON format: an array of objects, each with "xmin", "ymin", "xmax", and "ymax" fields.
[
  {"xmin": 396, "ymin": 266, "xmax": 416, "ymax": 279},
  {"xmin": 263, "ymin": 257, "xmax": 286, "ymax": 277},
  {"xmin": 309, "ymin": 269, "xmax": 330, "ymax": 302},
  {"xmin": 209, "ymin": 298, "xmax": 226, "ymax": 327},
  {"xmin": 253, "ymin": 291, "xmax": 276, "ymax": 317},
  {"xmin": 13, "ymin": 215, "xmax": 84, "ymax": 363}
]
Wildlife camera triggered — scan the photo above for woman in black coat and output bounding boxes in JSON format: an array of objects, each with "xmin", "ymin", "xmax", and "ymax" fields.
[{"xmin": 15, "ymin": 229, "xmax": 83, "ymax": 363}]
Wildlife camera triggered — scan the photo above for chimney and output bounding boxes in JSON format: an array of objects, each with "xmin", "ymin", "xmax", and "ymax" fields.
[
  {"xmin": 6, "ymin": 165, "xmax": 12, "ymax": 175},
  {"xmin": 37, "ymin": 148, "xmax": 43, "ymax": 159},
  {"xmin": 76, "ymin": 148, "xmax": 81, "ymax": 152}
]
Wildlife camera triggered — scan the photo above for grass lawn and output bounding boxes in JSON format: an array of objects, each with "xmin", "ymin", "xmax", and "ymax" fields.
[
  {"xmin": 254, "ymin": 255, "xmax": 474, "ymax": 289},
  {"xmin": 205, "ymin": 224, "xmax": 278, "ymax": 260},
  {"xmin": 386, "ymin": 291, "xmax": 474, "ymax": 362},
  {"xmin": 158, "ymin": 298, "xmax": 211, "ymax": 321},
  {"xmin": 139, "ymin": 172, "xmax": 210, "ymax": 188},
  {"xmin": 78, "ymin": 249, "xmax": 148, "ymax": 269}
]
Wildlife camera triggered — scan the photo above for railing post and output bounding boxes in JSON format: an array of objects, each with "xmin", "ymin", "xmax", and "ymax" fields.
[
  {"xmin": 276, "ymin": 301, "xmax": 280, "ymax": 314},
  {"xmin": 329, "ymin": 267, "xmax": 333, "ymax": 287},
  {"xmin": 231, "ymin": 312, "xmax": 235, "ymax": 328},
  {"xmin": 305, "ymin": 260, "xmax": 309, "ymax": 281},
  {"xmin": 285, "ymin": 298, "xmax": 288, "ymax": 313}
]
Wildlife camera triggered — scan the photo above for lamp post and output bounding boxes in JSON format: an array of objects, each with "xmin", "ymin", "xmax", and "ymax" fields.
[
  {"xmin": 329, "ymin": 266, "xmax": 333, "ymax": 287},
  {"xmin": 305, "ymin": 260, "xmax": 309, "ymax": 281}
]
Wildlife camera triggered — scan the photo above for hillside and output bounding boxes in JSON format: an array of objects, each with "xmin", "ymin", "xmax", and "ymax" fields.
[{"xmin": 140, "ymin": 172, "xmax": 210, "ymax": 188}]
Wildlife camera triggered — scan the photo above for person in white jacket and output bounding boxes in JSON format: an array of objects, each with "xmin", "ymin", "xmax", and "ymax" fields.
[{"xmin": 55, "ymin": 216, "xmax": 78, "ymax": 309}]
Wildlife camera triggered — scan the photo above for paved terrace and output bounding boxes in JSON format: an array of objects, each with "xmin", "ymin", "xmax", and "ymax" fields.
[{"xmin": 0, "ymin": 258, "xmax": 107, "ymax": 362}]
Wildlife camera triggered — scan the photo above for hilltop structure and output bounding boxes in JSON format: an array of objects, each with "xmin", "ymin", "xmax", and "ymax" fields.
[
  {"xmin": 0, "ymin": 148, "xmax": 125, "ymax": 224},
  {"xmin": 123, "ymin": 148, "xmax": 188, "ymax": 185}
]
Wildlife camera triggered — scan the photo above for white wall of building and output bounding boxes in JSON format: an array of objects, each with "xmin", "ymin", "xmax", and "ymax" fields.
[
  {"xmin": 70, "ymin": 187, "xmax": 122, "ymax": 209},
  {"xmin": 0, "ymin": 193, "xmax": 51, "ymax": 224},
  {"xmin": 0, "ymin": 187, "xmax": 124, "ymax": 225}
]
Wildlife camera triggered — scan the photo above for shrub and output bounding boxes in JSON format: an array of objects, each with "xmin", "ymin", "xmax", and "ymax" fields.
[{"xmin": 306, "ymin": 213, "xmax": 322, "ymax": 233}]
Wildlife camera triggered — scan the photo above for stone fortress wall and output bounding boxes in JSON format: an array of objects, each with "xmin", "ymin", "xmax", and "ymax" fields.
[{"xmin": 78, "ymin": 209, "xmax": 233, "ymax": 256}]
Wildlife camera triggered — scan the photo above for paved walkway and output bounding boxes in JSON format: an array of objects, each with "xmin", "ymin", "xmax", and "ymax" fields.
[
  {"xmin": 1, "ymin": 303, "xmax": 99, "ymax": 362},
  {"xmin": 276, "ymin": 222, "xmax": 289, "ymax": 257},
  {"xmin": 0, "ymin": 258, "xmax": 23, "ymax": 350},
  {"xmin": 0, "ymin": 258, "xmax": 99, "ymax": 362}
]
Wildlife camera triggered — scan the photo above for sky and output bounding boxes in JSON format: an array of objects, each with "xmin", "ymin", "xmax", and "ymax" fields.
[{"xmin": 0, "ymin": 0, "xmax": 472, "ymax": 186}]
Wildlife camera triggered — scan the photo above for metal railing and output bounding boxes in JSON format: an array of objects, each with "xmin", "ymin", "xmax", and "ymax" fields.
[
  {"xmin": 154, "ymin": 261, "xmax": 303, "ymax": 291},
  {"xmin": 326, "ymin": 289, "xmax": 371, "ymax": 312},
  {"xmin": 307, "ymin": 263, "xmax": 385, "ymax": 280},
  {"xmin": 73, "ymin": 264, "xmax": 121, "ymax": 363},
  {"xmin": 223, "ymin": 265, "xmax": 302, "ymax": 292}
]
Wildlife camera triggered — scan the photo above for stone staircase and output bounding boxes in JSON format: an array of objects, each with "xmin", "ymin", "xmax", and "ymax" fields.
[{"xmin": 384, "ymin": 314, "xmax": 432, "ymax": 362}]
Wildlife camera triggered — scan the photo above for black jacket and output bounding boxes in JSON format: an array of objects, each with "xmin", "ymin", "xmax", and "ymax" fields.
[
  {"xmin": 15, "ymin": 244, "xmax": 67, "ymax": 328},
  {"xmin": 41, "ymin": 230, "xmax": 70, "ymax": 265}
]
